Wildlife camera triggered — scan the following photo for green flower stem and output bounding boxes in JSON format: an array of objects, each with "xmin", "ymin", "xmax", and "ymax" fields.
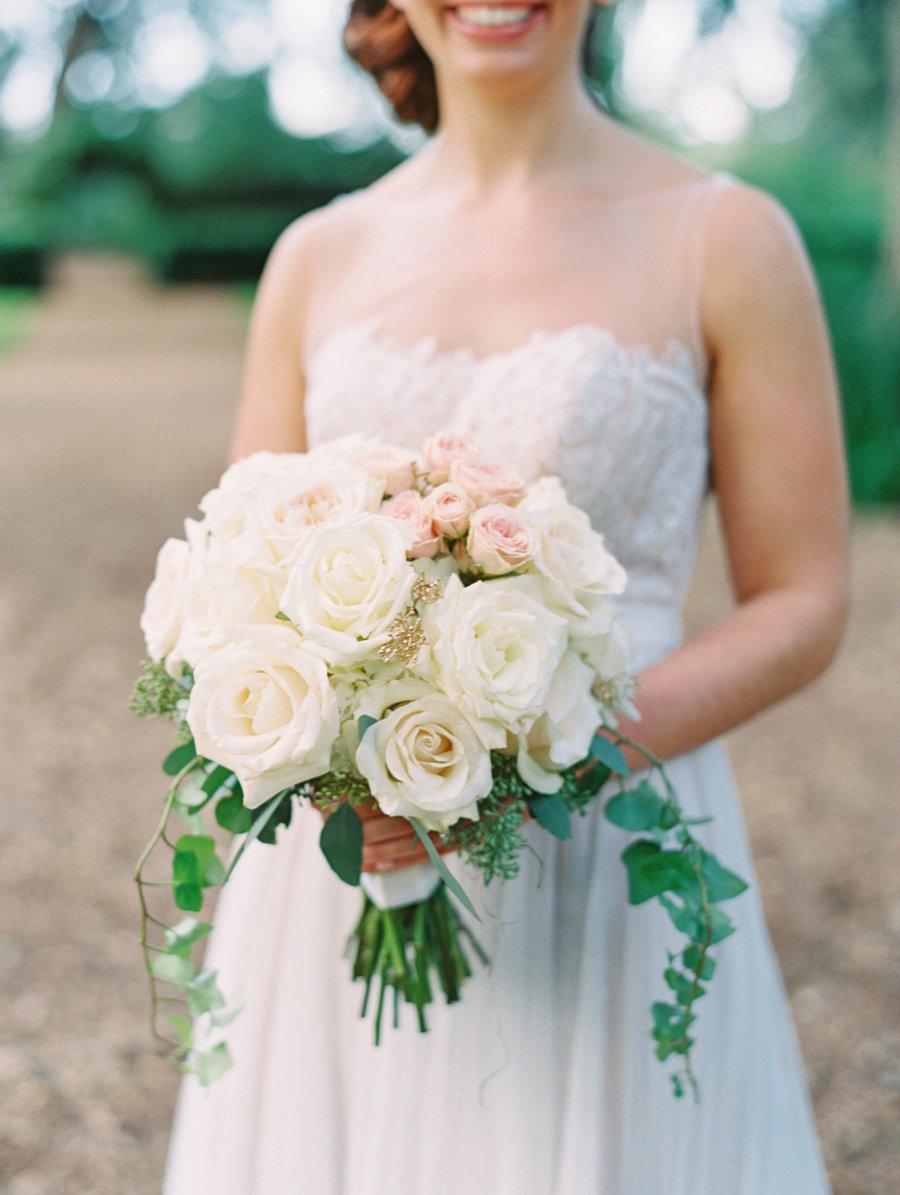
[{"xmin": 347, "ymin": 884, "xmax": 484, "ymax": 1044}]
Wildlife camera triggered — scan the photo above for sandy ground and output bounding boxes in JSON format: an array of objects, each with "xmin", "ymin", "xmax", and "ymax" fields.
[{"xmin": 0, "ymin": 255, "xmax": 897, "ymax": 1195}]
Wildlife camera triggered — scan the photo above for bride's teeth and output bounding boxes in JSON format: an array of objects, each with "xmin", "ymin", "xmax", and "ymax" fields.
[{"xmin": 454, "ymin": 6, "xmax": 539, "ymax": 27}]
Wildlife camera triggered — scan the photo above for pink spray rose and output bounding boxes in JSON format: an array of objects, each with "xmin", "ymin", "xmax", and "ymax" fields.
[
  {"xmin": 358, "ymin": 444, "xmax": 417, "ymax": 497},
  {"xmin": 381, "ymin": 490, "xmax": 441, "ymax": 558},
  {"xmin": 424, "ymin": 483, "xmax": 476, "ymax": 538},
  {"xmin": 466, "ymin": 504, "xmax": 535, "ymax": 575},
  {"xmin": 449, "ymin": 458, "xmax": 525, "ymax": 507},
  {"xmin": 422, "ymin": 431, "xmax": 482, "ymax": 485}
]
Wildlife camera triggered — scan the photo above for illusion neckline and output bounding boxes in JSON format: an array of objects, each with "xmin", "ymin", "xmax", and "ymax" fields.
[{"xmin": 304, "ymin": 316, "xmax": 707, "ymax": 398}]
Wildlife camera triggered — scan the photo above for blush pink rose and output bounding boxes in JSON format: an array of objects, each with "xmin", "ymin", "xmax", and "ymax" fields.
[
  {"xmin": 381, "ymin": 490, "xmax": 441, "ymax": 558},
  {"xmin": 422, "ymin": 431, "xmax": 482, "ymax": 484},
  {"xmin": 466, "ymin": 504, "xmax": 535, "ymax": 575},
  {"xmin": 359, "ymin": 444, "xmax": 417, "ymax": 496},
  {"xmin": 449, "ymin": 458, "xmax": 525, "ymax": 507},
  {"xmin": 424, "ymin": 483, "xmax": 476, "ymax": 538}
]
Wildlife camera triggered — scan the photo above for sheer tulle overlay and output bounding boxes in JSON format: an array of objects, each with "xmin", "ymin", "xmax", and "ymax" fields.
[{"xmin": 163, "ymin": 172, "xmax": 833, "ymax": 1194}]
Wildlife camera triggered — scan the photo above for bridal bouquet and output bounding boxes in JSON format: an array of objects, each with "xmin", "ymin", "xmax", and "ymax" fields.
[{"xmin": 132, "ymin": 431, "xmax": 747, "ymax": 1101}]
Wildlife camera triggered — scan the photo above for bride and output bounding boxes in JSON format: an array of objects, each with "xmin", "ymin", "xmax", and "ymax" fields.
[{"xmin": 163, "ymin": 2, "xmax": 848, "ymax": 1192}]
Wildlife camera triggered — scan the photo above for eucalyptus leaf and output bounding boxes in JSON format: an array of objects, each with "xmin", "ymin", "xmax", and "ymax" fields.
[
  {"xmin": 526, "ymin": 791, "xmax": 572, "ymax": 840},
  {"xmin": 320, "ymin": 801, "xmax": 363, "ymax": 887},
  {"xmin": 408, "ymin": 818, "xmax": 481, "ymax": 923},
  {"xmin": 358, "ymin": 714, "xmax": 377, "ymax": 739},
  {"xmin": 589, "ymin": 733, "xmax": 630, "ymax": 776}
]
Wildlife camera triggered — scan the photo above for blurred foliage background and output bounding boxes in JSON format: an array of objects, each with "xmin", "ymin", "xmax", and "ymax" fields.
[{"xmin": 0, "ymin": 0, "xmax": 897, "ymax": 503}]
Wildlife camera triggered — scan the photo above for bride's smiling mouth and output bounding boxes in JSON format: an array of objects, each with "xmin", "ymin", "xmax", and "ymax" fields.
[{"xmin": 445, "ymin": 4, "xmax": 549, "ymax": 40}]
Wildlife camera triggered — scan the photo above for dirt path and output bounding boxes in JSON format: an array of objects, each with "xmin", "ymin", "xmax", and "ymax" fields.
[{"xmin": 0, "ymin": 255, "xmax": 896, "ymax": 1195}]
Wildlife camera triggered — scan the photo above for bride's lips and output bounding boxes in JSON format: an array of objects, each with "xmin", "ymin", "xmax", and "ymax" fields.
[{"xmin": 445, "ymin": 5, "xmax": 548, "ymax": 41}]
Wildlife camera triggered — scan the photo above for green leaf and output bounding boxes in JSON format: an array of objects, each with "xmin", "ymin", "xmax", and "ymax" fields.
[
  {"xmin": 699, "ymin": 849, "xmax": 749, "ymax": 903},
  {"xmin": 408, "ymin": 818, "xmax": 481, "ymax": 923},
  {"xmin": 173, "ymin": 852, "xmax": 199, "ymax": 885},
  {"xmin": 621, "ymin": 842, "xmax": 693, "ymax": 904},
  {"xmin": 210, "ymin": 999, "xmax": 244, "ymax": 1028},
  {"xmin": 215, "ymin": 789, "xmax": 254, "ymax": 834},
  {"xmin": 319, "ymin": 801, "xmax": 363, "ymax": 887},
  {"xmin": 192, "ymin": 1042, "xmax": 233, "ymax": 1087},
  {"xmin": 185, "ymin": 968, "xmax": 227, "ymax": 1017},
  {"xmin": 526, "ymin": 792, "xmax": 572, "ymax": 840},
  {"xmin": 664, "ymin": 966, "xmax": 704, "ymax": 1004},
  {"xmin": 223, "ymin": 793, "xmax": 291, "ymax": 882},
  {"xmin": 621, "ymin": 839, "xmax": 661, "ymax": 903},
  {"xmin": 174, "ymin": 777, "xmax": 212, "ymax": 811},
  {"xmin": 604, "ymin": 781, "xmax": 667, "ymax": 831},
  {"xmin": 150, "ymin": 952, "xmax": 195, "ymax": 986},
  {"xmin": 164, "ymin": 740, "xmax": 197, "ymax": 776},
  {"xmin": 257, "ymin": 795, "xmax": 294, "ymax": 845},
  {"xmin": 166, "ymin": 1014, "xmax": 194, "ymax": 1050},
  {"xmin": 202, "ymin": 765, "xmax": 234, "ymax": 797},
  {"xmin": 358, "ymin": 714, "xmax": 377, "ymax": 739},
  {"xmin": 163, "ymin": 917, "xmax": 212, "ymax": 957},
  {"xmin": 590, "ymin": 733, "xmax": 630, "ymax": 776},
  {"xmin": 174, "ymin": 835, "xmax": 226, "ymax": 888},
  {"xmin": 682, "ymin": 945, "xmax": 716, "ymax": 980},
  {"xmin": 174, "ymin": 882, "xmax": 203, "ymax": 912},
  {"xmin": 707, "ymin": 906, "xmax": 737, "ymax": 945}
]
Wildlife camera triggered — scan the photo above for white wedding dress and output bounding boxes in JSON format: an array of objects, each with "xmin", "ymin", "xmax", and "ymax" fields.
[{"xmin": 163, "ymin": 171, "xmax": 833, "ymax": 1194}]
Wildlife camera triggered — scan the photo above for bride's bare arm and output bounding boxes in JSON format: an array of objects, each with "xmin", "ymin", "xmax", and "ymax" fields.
[
  {"xmin": 613, "ymin": 185, "xmax": 850, "ymax": 771},
  {"xmin": 228, "ymin": 219, "xmax": 314, "ymax": 462}
]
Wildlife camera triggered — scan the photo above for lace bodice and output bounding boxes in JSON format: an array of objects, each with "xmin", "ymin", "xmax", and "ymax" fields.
[
  {"xmin": 302, "ymin": 172, "xmax": 738, "ymax": 644},
  {"xmin": 305, "ymin": 318, "xmax": 709, "ymax": 613}
]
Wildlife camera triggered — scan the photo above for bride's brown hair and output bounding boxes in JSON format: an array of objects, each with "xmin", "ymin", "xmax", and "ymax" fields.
[
  {"xmin": 344, "ymin": 0, "xmax": 439, "ymax": 134},
  {"xmin": 344, "ymin": 1, "xmax": 603, "ymax": 135}
]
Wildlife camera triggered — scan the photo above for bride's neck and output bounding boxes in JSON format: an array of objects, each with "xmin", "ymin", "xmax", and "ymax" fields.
[{"xmin": 422, "ymin": 74, "xmax": 612, "ymax": 199}]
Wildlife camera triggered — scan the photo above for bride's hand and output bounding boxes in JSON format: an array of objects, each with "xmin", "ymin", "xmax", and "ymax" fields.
[
  {"xmin": 356, "ymin": 803, "xmax": 451, "ymax": 874},
  {"xmin": 317, "ymin": 799, "xmax": 532, "ymax": 874}
]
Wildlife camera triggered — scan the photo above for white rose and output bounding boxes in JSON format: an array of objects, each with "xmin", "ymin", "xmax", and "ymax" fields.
[
  {"xmin": 199, "ymin": 451, "xmax": 306, "ymax": 542},
  {"xmin": 355, "ymin": 680, "xmax": 491, "ymax": 832},
  {"xmin": 571, "ymin": 616, "xmax": 639, "ymax": 724},
  {"xmin": 519, "ymin": 476, "xmax": 627, "ymax": 630},
  {"xmin": 186, "ymin": 626, "xmax": 339, "ymax": 808},
  {"xmin": 238, "ymin": 464, "xmax": 384, "ymax": 565},
  {"xmin": 280, "ymin": 515, "xmax": 417, "ymax": 665},
  {"xmin": 516, "ymin": 652, "xmax": 601, "ymax": 793},
  {"xmin": 424, "ymin": 574, "xmax": 569, "ymax": 748},
  {"xmin": 140, "ymin": 537, "xmax": 190, "ymax": 669},
  {"xmin": 175, "ymin": 536, "xmax": 282, "ymax": 670}
]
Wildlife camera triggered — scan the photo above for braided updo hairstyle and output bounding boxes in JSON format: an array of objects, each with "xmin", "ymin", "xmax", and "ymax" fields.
[{"xmin": 344, "ymin": 1, "xmax": 603, "ymax": 135}]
